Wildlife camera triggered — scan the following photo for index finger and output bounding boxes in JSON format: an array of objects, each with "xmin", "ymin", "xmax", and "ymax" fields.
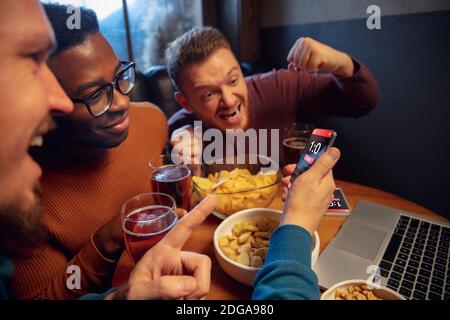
[
  {"xmin": 162, "ymin": 195, "xmax": 218, "ymax": 249},
  {"xmin": 283, "ymin": 164, "xmax": 296, "ymax": 176}
]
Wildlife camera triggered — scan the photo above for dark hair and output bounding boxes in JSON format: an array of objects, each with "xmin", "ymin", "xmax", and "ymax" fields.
[
  {"xmin": 165, "ymin": 26, "xmax": 231, "ymax": 91},
  {"xmin": 43, "ymin": 3, "xmax": 99, "ymax": 56}
]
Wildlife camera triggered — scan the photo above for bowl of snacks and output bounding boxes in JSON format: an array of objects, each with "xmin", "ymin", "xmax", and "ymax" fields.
[
  {"xmin": 321, "ymin": 279, "xmax": 406, "ymax": 300},
  {"xmin": 213, "ymin": 208, "xmax": 320, "ymax": 286},
  {"xmin": 192, "ymin": 155, "xmax": 281, "ymax": 219}
]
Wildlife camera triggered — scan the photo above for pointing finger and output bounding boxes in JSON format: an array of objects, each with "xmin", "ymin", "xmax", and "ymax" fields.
[{"xmin": 161, "ymin": 196, "xmax": 217, "ymax": 250}]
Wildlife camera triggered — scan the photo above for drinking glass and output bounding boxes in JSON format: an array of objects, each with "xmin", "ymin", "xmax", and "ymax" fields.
[
  {"xmin": 122, "ymin": 193, "xmax": 177, "ymax": 262},
  {"xmin": 149, "ymin": 155, "xmax": 193, "ymax": 211},
  {"xmin": 282, "ymin": 123, "xmax": 314, "ymax": 168}
]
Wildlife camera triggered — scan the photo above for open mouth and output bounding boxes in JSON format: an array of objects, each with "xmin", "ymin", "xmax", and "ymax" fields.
[
  {"xmin": 27, "ymin": 127, "xmax": 49, "ymax": 176},
  {"xmin": 29, "ymin": 121, "xmax": 52, "ymax": 149},
  {"xmin": 29, "ymin": 135, "xmax": 44, "ymax": 148},
  {"xmin": 218, "ymin": 104, "xmax": 241, "ymax": 121}
]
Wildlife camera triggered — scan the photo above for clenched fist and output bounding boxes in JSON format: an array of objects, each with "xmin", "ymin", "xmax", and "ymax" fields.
[{"xmin": 287, "ymin": 37, "xmax": 354, "ymax": 77}]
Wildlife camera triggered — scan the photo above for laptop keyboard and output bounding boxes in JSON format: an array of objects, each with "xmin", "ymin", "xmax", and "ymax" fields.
[{"xmin": 377, "ymin": 215, "xmax": 450, "ymax": 300}]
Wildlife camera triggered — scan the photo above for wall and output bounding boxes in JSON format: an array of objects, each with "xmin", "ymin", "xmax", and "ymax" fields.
[
  {"xmin": 261, "ymin": 0, "xmax": 450, "ymax": 27},
  {"xmin": 260, "ymin": 1, "xmax": 450, "ymax": 218}
]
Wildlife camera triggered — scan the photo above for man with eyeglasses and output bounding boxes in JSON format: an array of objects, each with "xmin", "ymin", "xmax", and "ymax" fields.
[
  {"xmin": 1, "ymin": 1, "xmax": 347, "ymax": 302},
  {"xmin": 10, "ymin": 3, "xmax": 169, "ymax": 299}
]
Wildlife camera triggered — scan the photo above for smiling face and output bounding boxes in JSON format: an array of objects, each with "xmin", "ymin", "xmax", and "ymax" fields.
[
  {"xmin": 0, "ymin": 0, "xmax": 73, "ymax": 254},
  {"xmin": 175, "ymin": 48, "xmax": 250, "ymax": 132},
  {"xmin": 48, "ymin": 33, "xmax": 131, "ymax": 149}
]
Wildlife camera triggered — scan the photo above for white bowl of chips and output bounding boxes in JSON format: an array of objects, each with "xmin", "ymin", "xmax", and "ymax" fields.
[
  {"xmin": 321, "ymin": 279, "xmax": 406, "ymax": 300},
  {"xmin": 192, "ymin": 155, "xmax": 281, "ymax": 219},
  {"xmin": 213, "ymin": 208, "xmax": 320, "ymax": 286}
]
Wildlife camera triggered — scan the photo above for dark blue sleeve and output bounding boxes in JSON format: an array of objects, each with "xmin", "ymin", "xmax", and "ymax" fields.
[
  {"xmin": 252, "ymin": 225, "xmax": 320, "ymax": 300},
  {"xmin": 79, "ymin": 287, "xmax": 117, "ymax": 300}
]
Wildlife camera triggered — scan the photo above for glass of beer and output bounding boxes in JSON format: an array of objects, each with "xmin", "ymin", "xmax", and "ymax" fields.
[
  {"xmin": 282, "ymin": 123, "xmax": 314, "ymax": 168},
  {"xmin": 149, "ymin": 155, "xmax": 193, "ymax": 211},
  {"xmin": 122, "ymin": 193, "xmax": 177, "ymax": 262}
]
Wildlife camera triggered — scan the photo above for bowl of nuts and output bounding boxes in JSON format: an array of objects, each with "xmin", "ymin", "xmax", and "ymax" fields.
[
  {"xmin": 321, "ymin": 280, "xmax": 406, "ymax": 300},
  {"xmin": 213, "ymin": 208, "xmax": 320, "ymax": 286}
]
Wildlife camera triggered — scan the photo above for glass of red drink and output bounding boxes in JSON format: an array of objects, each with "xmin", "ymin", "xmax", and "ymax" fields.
[
  {"xmin": 149, "ymin": 155, "xmax": 193, "ymax": 211},
  {"xmin": 282, "ymin": 123, "xmax": 314, "ymax": 168},
  {"xmin": 121, "ymin": 192, "xmax": 178, "ymax": 262}
]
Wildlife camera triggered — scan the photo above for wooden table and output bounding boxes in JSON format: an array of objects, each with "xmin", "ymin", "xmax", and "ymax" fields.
[
  {"xmin": 113, "ymin": 180, "xmax": 447, "ymax": 299},
  {"xmin": 181, "ymin": 180, "xmax": 447, "ymax": 300}
]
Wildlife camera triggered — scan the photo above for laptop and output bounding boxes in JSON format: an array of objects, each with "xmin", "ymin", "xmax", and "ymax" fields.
[{"xmin": 313, "ymin": 201, "xmax": 450, "ymax": 300}]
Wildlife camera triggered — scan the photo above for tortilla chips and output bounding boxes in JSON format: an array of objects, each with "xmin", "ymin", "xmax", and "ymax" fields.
[{"xmin": 193, "ymin": 168, "xmax": 279, "ymax": 216}]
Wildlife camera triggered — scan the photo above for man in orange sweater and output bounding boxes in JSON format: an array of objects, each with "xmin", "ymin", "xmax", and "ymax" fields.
[
  {"xmin": 0, "ymin": 0, "xmax": 340, "ymax": 301},
  {"xmin": 9, "ymin": 3, "xmax": 172, "ymax": 299}
]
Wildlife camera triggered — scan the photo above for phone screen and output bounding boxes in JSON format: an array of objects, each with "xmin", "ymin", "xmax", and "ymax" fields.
[{"xmin": 290, "ymin": 129, "xmax": 337, "ymax": 182}]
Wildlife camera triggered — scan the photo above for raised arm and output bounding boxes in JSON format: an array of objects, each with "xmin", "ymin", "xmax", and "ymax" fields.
[
  {"xmin": 253, "ymin": 148, "xmax": 340, "ymax": 300},
  {"xmin": 279, "ymin": 37, "xmax": 380, "ymax": 118}
]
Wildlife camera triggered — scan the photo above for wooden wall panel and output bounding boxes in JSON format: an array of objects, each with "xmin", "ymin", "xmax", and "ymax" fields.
[{"xmin": 202, "ymin": 0, "xmax": 261, "ymax": 61}]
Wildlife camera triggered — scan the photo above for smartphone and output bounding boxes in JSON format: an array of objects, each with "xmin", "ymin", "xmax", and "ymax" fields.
[{"xmin": 290, "ymin": 129, "xmax": 337, "ymax": 182}]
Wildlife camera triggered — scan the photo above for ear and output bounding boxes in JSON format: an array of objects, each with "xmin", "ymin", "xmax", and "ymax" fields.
[{"xmin": 174, "ymin": 92, "xmax": 193, "ymax": 112}]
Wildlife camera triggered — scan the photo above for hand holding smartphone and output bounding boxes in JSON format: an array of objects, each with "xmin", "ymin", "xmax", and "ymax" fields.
[{"xmin": 290, "ymin": 129, "xmax": 337, "ymax": 183}]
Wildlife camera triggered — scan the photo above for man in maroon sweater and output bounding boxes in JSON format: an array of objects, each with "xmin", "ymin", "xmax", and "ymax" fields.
[{"xmin": 166, "ymin": 27, "xmax": 380, "ymax": 164}]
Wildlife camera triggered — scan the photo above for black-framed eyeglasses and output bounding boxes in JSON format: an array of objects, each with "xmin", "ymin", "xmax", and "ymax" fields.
[{"xmin": 71, "ymin": 61, "xmax": 136, "ymax": 117}]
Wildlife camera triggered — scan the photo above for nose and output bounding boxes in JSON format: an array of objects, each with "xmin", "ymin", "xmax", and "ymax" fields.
[
  {"xmin": 220, "ymin": 87, "xmax": 238, "ymax": 108},
  {"xmin": 108, "ymin": 87, "xmax": 130, "ymax": 114},
  {"xmin": 40, "ymin": 64, "xmax": 73, "ymax": 116}
]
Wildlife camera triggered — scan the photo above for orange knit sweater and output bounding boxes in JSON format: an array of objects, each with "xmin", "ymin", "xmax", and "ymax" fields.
[{"xmin": 11, "ymin": 102, "xmax": 168, "ymax": 299}]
